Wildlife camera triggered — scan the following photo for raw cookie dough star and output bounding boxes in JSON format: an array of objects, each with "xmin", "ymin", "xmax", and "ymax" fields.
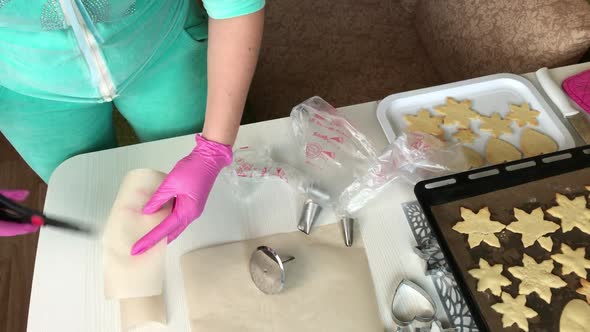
[
  {"xmin": 552, "ymin": 244, "xmax": 590, "ymax": 278},
  {"xmin": 403, "ymin": 109, "xmax": 444, "ymax": 137},
  {"xmin": 468, "ymin": 258, "xmax": 511, "ymax": 296},
  {"xmin": 577, "ymin": 279, "xmax": 590, "ymax": 304},
  {"xmin": 506, "ymin": 208, "xmax": 560, "ymax": 251},
  {"xmin": 434, "ymin": 97, "xmax": 479, "ymax": 128},
  {"xmin": 453, "ymin": 128, "xmax": 478, "ymax": 143},
  {"xmin": 506, "ymin": 103, "xmax": 540, "ymax": 127},
  {"xmin": 491, "ymin": 293, "xmax": 538, "ymax": 332},
  {"xmin": 479, "ymin": 113, "xmax": 513, "ymax": 137},
  {"xmin": 452, "ymin": 207, "xmax": 506, "ymax": 248},
  {"xmin": 546, "ymin": 194, "xmax": 590, "ymax": 235},
  {"xmin": 508, "ymin": 254, "xmax": 567, "ymax": 303}
]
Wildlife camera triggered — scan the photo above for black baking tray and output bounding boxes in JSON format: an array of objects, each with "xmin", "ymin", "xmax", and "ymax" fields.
[{"xmin": 414, "ymin": 145, "xmax": 590, "ymax": 332}]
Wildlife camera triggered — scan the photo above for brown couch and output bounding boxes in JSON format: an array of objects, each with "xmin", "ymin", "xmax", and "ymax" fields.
[
  {"xmin": 118, "ymin": 0, "xmax": 590, "ymax": 141},
  {"xmin": 248, "ymin": 0, "xmax": 590, "ymax": 121}
]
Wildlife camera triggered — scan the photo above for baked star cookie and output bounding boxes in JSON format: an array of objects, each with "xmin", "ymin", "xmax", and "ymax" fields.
[
  {"xmin": 508, "ymin": 254, "xmax": 567, "ymax": 303},
  {"xmin": 485, "ymin": 138, "xmax": 522, "ymax": 164},
  {"xmin": 468, "ymin": 258, "xmax": 511, "ymax": 296},
  {"xmin": 480, "ymin": 113, "xmax": 513, "ymax": 137},
  {"xmin": 404, "ymin": 109, "xmax": 444, "ymax": 137},
  {"xmin": 546, "ymin": 194, "xmax": 590, "ymax": 235},
  {"xmin": 520, "ymin": 128, "xmax": 558, "ymax": 157},
  {"xmin": 453, "ymin": 128, "xmax": 478, "ymax": 143},
  {"xmin": 506, "ymin": 103, "xmax": 540, "ymax": 127},
  {"xmin": 434, "ymin": 97, "xmax": 479, "ymax": 128},
  {"xmin": 491, "ymin": 293, "xmax": 538, "ymax": 332},
  {"xmin": 506, "ymin": 208, "xmax": 559, "ymax": 251},
  {"xmin": 577, "ymin": 279, "xmax": 590, "ymax": 304},
  {"xmin": 452, "ymin": 207, "xmax": 505, "ymax": 248},
  {"xmin": 551, "ymin": 244, "xmax": 590, "ymax": 278}
]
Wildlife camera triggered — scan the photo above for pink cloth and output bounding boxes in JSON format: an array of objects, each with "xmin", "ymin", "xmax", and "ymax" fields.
[
  {"xmin": 563, "ymin": 69, "xmax": 590, "ymax": 114},
  {"xmin": 0, "ymin": 190, "xmax": 39, "ymax": 236},
  {"xmin": 131, "ymin": 135, "xmax": 233, "ymax": 255}
]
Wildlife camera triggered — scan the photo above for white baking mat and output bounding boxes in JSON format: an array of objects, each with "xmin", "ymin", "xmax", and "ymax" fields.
[{"xmin": 376, "ymin": 73, "xmax": 575, "ymax": 154}]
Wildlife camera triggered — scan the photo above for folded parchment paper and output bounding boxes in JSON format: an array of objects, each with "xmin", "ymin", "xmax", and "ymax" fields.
[
  {"xmin": 103, "ymin": 169, "xmax": 172, "ymax": 330},
  {"xmin": 181, "ymin": 223, "xmax": 383, "ymax": 332}
]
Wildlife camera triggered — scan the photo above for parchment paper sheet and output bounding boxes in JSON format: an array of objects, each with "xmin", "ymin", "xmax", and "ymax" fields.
[{"xmin": 181, "ymin": 223, "xmax": 383, "ymax": 332}]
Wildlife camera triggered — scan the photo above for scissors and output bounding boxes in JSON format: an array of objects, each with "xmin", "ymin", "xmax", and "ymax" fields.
[{"xmin": 0, "ymin": 193, "xmax": 92, "ymax": 234}]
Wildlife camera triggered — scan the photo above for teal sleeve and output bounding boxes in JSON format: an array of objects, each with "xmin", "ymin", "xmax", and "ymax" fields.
[{"xmin": 202, "ymin": 0, "xmax": 265, "ymax": 19}]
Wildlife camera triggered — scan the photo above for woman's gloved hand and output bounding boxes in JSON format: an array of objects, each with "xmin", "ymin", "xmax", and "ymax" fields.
[
  {"xmin": 131, "ymin": 135, "xmax": 233, "ymax": 255},
  {"xmin": 0, "ymin": 190, "xmax": 39, "ymax": 236}
]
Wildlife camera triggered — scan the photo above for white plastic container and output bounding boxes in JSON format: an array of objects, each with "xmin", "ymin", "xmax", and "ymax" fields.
[{"xmin": 376, "ymin": 73, "xmax": 575, "ymax": 155}]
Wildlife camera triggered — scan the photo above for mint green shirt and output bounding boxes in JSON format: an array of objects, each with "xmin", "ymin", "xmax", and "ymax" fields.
[
  {"xmin": 203, "ymin": 0, "xmax": 265, "ymax": 19},
  {"xmin": 0, "ymin": 0, "xmax": 265, "ymax": 102}
]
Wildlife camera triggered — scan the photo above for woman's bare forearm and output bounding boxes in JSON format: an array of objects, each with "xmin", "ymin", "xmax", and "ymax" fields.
[{"xmin": 201, "ymin": 9, "xmax": 264, "ymax": 145}]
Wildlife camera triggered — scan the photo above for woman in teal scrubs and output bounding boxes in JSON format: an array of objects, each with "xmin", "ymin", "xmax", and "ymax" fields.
[{"xmin": 0, "ymin": 0, "xmax": 265, "ymax": 252}]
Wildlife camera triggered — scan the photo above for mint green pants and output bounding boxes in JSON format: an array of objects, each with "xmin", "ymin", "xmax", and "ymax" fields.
[{"xmin": 0, "ymin": 25, "xmax": 208, "ymax": 182}]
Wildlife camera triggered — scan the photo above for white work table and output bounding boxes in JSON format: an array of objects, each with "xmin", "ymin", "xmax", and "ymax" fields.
[{"xmin": 28, "ymin": 62, "xmax": 590, "ymax": 332}]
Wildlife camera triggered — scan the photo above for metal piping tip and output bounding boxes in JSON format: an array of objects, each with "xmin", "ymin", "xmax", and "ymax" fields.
[
  {"xmin": 307, "ymin": 185, "xmax": 331, "ymax": 203},
  {"xmin": 297, "ymin": 199, "xmax": 322, "ymax": 235},
  {"xmin": 340, "ymin": 217, "xmax": 355, "ymax": 247},
  {"xmin": 249, "ymin": 246, "xmax": 295, "ymax": 295}
]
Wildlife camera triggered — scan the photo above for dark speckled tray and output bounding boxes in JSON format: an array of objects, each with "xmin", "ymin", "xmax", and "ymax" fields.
[{"xmin": 415, "ymin": 146, "xmax": 590, "ymax": 332}]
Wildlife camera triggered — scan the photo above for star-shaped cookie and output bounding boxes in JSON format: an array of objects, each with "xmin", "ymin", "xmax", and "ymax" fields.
[
  {"xmin": 552, "ymin": 244, "xmax": 590, "ymax": 278},
  {"xmin": 491, "ymin": 293, "xmax": 538, "ymax": 332},
  {"xmin": 453, "ymin": 128, "xmax": 478, "ymax": 143},
  {"xmin": 546, "ymin": 194, "xmax": 590, "ymax": 235},
  {"xmin": 506, "ymin": 103, "xmax": 540, "ymax": 127},
  {"xmin": 452, "ymin": 207, "xmax": 506, "ymax": 248},
  {"xmin": 434, "ymin": 97, "xmax": 479, "ymax": 128},
  {"xmin": 404, "ymin": 109, "xmax": 443, "ymax": 137},
  {"xmin": 506, "ymin": 208, "xmax": 559, "ymax": 251},
  {"xmin": 577, "ymin": 279, "xmax": 590, "ymax": 304},
  {"xmin": 479, "ymin": 113, "xmax": 513, "ymax": 137},
  {"xmin": 508, "ymin": 254, "xmax": 567, "ymax": 303},
  {"xmin": 468, "ymin": 258, "xmax": 511, "ymax": 296}
]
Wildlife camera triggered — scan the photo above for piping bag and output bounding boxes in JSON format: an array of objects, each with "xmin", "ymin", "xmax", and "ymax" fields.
[
  {"xmin": 290, "ymin": 97, "xmax": 379, "ymax": 244},
  {"xmin": 290, "ymin": 98, "xmax": 469, "ymax": 245},
  {"xmin": 222, "ymin": 143, "xmax": 356, "ymax": 245},
  {"xmin": 337, "ymin": 132, "xmax": 469, "ymax": 216},
  {"xmin": 226, "ymin": 98, "xmax": 468, "ymax": 247}
]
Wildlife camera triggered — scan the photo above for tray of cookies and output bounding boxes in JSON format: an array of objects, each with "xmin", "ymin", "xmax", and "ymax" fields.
[
  {"xmin": 414, "ymin": 145, "xmax": 590, "ymax": 332},
  {"xmin": 376, "ymin": 73, "xmax": 575, "ymax": 168}
]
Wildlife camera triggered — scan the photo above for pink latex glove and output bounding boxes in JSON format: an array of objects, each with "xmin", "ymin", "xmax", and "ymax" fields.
[
  {"xmin": 0, "ymin": 190, "xmax": 39, "ymax": 236},
  {"xmin": 131, "ymin": 135, "xmax": 233, "ymax": 255}
]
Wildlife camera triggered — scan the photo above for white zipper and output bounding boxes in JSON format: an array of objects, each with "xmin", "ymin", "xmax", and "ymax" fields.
[{"xmin": 58, "ymin": 0, "xmax": 117, "ymax": 101}]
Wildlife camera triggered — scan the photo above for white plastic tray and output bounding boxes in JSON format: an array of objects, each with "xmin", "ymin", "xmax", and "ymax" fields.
[{"xmin": 376, "ymin": 73, "xmax": 575, "ymax": 155}]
